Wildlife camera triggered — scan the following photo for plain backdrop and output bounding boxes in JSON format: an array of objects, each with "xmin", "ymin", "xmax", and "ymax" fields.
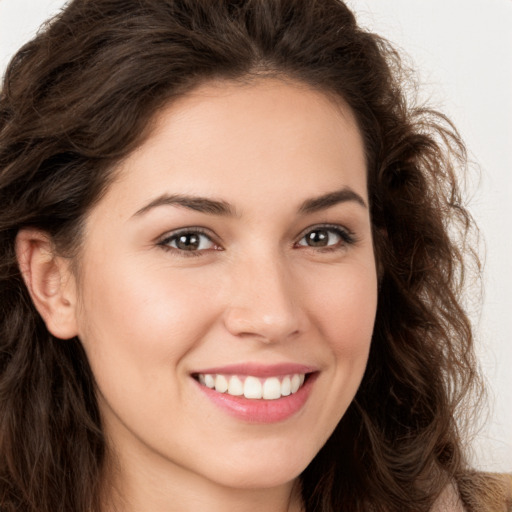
[{"xmin": 1, "ymin": 0, "xmax": 511, "ymax": 472}]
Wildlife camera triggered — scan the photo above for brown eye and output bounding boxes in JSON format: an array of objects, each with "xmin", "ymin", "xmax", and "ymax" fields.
[
  {"xmin": 299, "ymin": 229, "xmax": 341, "ymax": 248},
  {"xmin": 176, "ymin": 233, "xmax": 201, "ymax": 250},
  {"xmin": 297, "ymin": 226, "xmax": 354, "ymax": 249},
  {"xmin": 160, "ymin": 231, "xmax": 216, "ymax": 252},
  {"xmin": 304, "ymin": 230, "xmax": 331, "ymax": 247}
]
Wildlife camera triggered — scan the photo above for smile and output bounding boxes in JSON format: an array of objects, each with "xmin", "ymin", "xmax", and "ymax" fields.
[
  {"xmin": 192, "ymin": 364, "xmax": 318, "ymax": 422},
  {"xmin": 197, "ymin": 373, "xmax": 306, "ymax": 400}
]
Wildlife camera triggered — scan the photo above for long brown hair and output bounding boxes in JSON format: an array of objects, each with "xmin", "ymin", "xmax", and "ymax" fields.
[{"xmin": 0, "ymin": 1, "xmax": 481, "ymax": 510}]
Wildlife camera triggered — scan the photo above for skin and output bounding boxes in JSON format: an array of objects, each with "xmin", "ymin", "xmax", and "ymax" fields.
[{"xmin": 19, "ymin": 78, "xmax": 378, "ymax": 512}]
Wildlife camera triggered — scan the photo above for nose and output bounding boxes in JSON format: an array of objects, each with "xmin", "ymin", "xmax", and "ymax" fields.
[{"xmin": 222, "ymin": 253, "xmax": 306, "ymax": 344}]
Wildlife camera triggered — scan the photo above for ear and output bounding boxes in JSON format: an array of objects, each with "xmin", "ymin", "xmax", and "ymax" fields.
[{"xmin": 15, "ymin": 229, "xmax": 79, "ymax": 340}]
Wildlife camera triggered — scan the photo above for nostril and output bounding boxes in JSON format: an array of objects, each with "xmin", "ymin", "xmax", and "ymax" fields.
[{"xmin": 223, "ymin": 305, "xmax": 303, "ymax": 343}]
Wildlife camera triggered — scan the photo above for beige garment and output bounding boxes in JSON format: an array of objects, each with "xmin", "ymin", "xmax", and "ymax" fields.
[
  {"xmin": 432, "ymin": 482, "xmax": 466, "ymax": 511},
  {"xmin": 433, "ymin": 472, "xmax": 512, "ymax": 511},
  {"xmin": 456, "ymin": 472, "xmax": 512, "ymax": 512}
]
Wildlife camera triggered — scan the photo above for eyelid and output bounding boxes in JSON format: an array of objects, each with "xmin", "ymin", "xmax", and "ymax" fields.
[
  {"xmin": 156, "ymin": 227, "xmax": 222, "ymax": 255},
  {"xmin": 155, "ymin": 223, "xmax": 356, "ymax": 256},
  {"xmin": 294, "ymin": 223, "xmax": 357, "ymax": 248}
]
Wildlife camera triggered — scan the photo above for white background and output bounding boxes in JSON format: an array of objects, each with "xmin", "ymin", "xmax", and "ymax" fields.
[{"xmin": 1, "ymin": 0, "xmax": 511, "ymax": 472}]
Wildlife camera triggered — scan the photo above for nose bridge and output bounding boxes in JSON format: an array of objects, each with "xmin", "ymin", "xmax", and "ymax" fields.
[{"xmin": 224, "ymin": 248, "xmax": 303, "ymax": 342}]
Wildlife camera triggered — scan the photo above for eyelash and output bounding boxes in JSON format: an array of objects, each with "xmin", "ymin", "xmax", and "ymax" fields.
[
  {"xmin": 295, "ymin": 224, "xmax": 357, "ymax": 251},
  {"xmin": 157, "ymin": 224, "xmax": 357, "ymax": 257},
  {"xmin": 157, "ymin": 227, "xmax": 219, "ymax": 258}
]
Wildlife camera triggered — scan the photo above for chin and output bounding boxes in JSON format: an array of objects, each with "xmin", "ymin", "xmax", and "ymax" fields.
[
  {"xmin": 210, "ymin": 464, "xmax": 304, "ymax": 490},
  {"xmin": 198, "ymin": 442, "xmax": 315, "ymax": 490}
]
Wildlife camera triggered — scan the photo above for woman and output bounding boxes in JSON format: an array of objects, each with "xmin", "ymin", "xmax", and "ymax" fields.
[{"xmin": 0, "ymin": 0, "xmax": 510, "ymax": 510}]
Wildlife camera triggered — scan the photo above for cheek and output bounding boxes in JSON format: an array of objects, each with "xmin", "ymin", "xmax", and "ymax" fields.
[
  {"xmin": 289, "ymin": 261, "xmax": 377, "ymax": 450},
  {"xmin": 75, "ymin": 255, "xmax": 223, "ymax": 370},
  {"xmin": 304, "ymin": 261, "xmax": 378, "ymax": 357}
]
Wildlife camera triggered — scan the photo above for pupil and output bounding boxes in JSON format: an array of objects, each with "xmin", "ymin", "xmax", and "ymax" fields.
[
  {"xmin": 177, "ymin": 234, "xmax": 200, "ymax": 250},
  {"xmin": 307, "ymin": 230, "xmax": 328, "ymax": 246}
]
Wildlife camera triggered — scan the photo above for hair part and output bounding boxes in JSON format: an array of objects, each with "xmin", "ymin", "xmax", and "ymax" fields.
[{"xmin": 0, "ymin": 1, "xmax": 482, "ymax": 511}]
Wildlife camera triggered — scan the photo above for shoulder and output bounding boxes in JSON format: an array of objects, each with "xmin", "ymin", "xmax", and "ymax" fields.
[
  {"xmin": 455, "ymin": 471, "xmax": 512, "ymax": 512},
  {"xmin": 431, "ymin": 472, "xmax": 512, "ymax": 512},
  {"xmin": 431, "ymin": 480, "xmax": 466, "ymax": 511}
]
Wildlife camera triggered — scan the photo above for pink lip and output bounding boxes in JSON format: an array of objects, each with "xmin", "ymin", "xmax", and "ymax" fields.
[
  {"xmin": 193, "ymin": 370, "xmax": 318, "ymax": 424},
  {"xmin": 192, "ymin": 362, "xmax": 317, "ymax": 378}
]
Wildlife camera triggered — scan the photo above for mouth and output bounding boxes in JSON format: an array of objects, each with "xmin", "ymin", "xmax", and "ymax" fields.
[
  {"xmin": 191, "ymin": 363, "xmax": 318, "ymax": 422},
  {"xmin": 193, "ymin": 372, "xmax": 308, "ymax": 400}
]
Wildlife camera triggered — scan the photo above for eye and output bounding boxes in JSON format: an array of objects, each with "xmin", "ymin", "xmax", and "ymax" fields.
[
  {"xmin": 158, "ymin": 228, "xmax": 218, "ymax": 254},
  {"xmin": 296, "ymin": 225, "xmax": 355, "ymax": 250}
]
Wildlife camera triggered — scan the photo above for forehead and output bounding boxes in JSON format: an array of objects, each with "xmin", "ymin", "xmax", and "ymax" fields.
[
  {"xmin": 146, "ymin": 78, "xmax": 363, "ymax": 157},
  {"xmin": 93, "ymin": 78, "xmax": 368, "ymax": 218}
]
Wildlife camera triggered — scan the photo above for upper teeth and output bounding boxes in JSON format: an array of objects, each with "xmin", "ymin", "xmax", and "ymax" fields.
[{"xmin": 198, "ymin": 373, "xmax": 306, "ymax": 400}]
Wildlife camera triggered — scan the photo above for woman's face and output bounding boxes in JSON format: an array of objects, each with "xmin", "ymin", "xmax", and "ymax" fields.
[{"xmin": 72, "ymin": 79, "xmax": 377, "ymax": 494}]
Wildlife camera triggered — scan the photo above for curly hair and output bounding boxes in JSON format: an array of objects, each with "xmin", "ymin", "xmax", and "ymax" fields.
[{"xmin": 0, "ymin": 1, "xmax": 481, "ymax": 510}]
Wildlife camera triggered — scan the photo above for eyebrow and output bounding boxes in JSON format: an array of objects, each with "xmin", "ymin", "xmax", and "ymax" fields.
[
  {"xmin": 132, "ymin": 187, "xmax": 367, "ymax": 219},
  {"xmin": 298, "ymin": 188, "xmax": 367, "ymax": 214},
  {"xmin": 133, "ymin": 194, "xmax": 237, "ymax": 217}
]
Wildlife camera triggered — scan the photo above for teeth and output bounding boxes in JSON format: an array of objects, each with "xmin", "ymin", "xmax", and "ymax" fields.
[
  {"xmin": 197, "ymin": 373, "xmax": 307, "ymax": 400},
  {"xmin": 290, "ymin": 374, "xmax": 301, "ymax": 393},
  {"xmin": 244, "ymin": 376, "xmax": 262, "ymax": 399},
  {"xmin": 262, "ymin": 377, "xmax": 281, "ymax": 400},
  {"xmin": 281, "ymin": 376, "xmax": 291, "ymax": 396},
  {"xmin": 214, "ymin": 374, "xmax": 229, "ymax": 393},
  {"xmin": 204, "ymin": 374, "xmax": 215, "ymax": 389},
  {"xmin": 227, "ymin": 375, "xmax": 244, "ymax": 396}
]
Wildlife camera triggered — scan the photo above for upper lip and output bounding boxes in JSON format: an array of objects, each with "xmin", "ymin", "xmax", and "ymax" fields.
[{"xmin": 192, "ymin": 362, "xmax": 318, "ymax": 378}]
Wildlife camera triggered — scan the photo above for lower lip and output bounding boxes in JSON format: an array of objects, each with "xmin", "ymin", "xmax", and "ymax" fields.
[{"xmin": 194, "ymin": 373, "xmax": 317, "ymax": 423}]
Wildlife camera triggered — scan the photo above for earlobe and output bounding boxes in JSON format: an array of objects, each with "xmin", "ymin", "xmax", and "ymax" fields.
[{"xmin": 15, "ymin": 229, "xmax": 79, "ymax": 340}]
